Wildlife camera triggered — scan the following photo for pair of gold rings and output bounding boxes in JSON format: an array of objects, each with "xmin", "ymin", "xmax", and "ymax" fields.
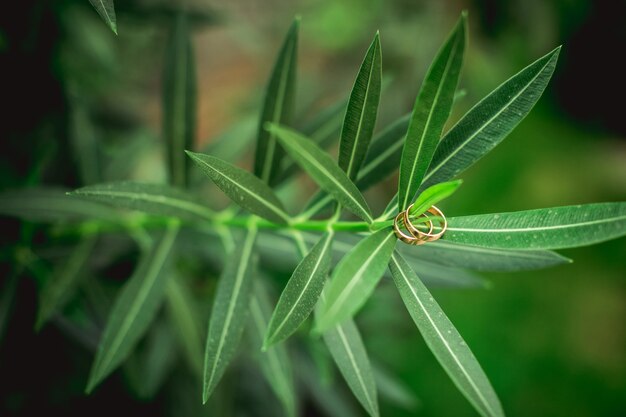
[{"xmin": 393, "ymin": 205, "xmax": 447, "ymax": 245}]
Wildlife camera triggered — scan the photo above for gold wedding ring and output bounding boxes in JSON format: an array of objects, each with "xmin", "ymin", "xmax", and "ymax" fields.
[{"xmin": 393, "ymin": 205, "xmax": 447, "ymax": 245}]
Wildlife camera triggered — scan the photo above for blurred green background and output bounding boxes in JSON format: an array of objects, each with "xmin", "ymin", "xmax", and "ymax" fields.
[{"xmin": 1, "ymin": 0, "xmax": 624, "ymax": 416}]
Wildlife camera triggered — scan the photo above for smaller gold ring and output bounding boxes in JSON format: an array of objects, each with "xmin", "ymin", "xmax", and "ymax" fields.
[
  {"xmin": 394, "ymin": 210, "xmax": 433, "ymax": 245},
  {"xmin": 419, "ymin": 205, "xmax": 447, "ymax": 241}
]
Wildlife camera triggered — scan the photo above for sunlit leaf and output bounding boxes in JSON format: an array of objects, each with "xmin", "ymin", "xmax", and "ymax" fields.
[
  {"xmin": 267, "ymin": 124, "xmax": 372, "ymax": 222},
  {"xmin": 442, "ymin": 202, "xmax": 626, "ymax": 249},
  {"xmin": 249, "ymin": 281, "xmax": 296, "ymax": 417},
  {"xmin": 163, "ymin": 12, "xmax": 196, "ymax": 187},
  {"xmin": 36, "ymin": 236, "xmax": 97, "ymax": 330},
  {"xmin": 88, "ymin": 0, "xmax": 117, "ymax": 34},
  {"xmin": 389, "ymin": 252, "xmax": 504, "ymax": 417},
  {"xmin": 338, "ymin": 33, "xmax": 382, "ymax": 180},
  {"xmin": 398, "ymin": 14, "xmax": 466, "ymax": 211},
  {"xmin": 71, "ymin": 181, "xmax": 214, "ymax": 222},
  {"xmin": 315, "ymin": 228, "xmax": 396, "ymax": 332},
  {"xmin": 264, "ymin": 232, "xmax": 334, "ymax": 348},
  {"xmin": 203, "ymin": 226, "xmax": 258, "ymax": 402},
  {"xmin": 255, "ymin": 18, "xmax": 299, "ymax": 185},
  {"xmin": 186, "ymin": 151, "xmax": 290, "ymax": 224},
  {"xmin": 409, "ymin": 180, "xmax": 462, "ymax": 216},
  {"xmin": 86, "ymin": 222, "xmax": 179, "ymax": 393}
]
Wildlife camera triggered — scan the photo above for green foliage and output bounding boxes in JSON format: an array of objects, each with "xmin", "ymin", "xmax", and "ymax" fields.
[
  {"xmin": 2, "ymin": 10, "xmax": 625, "ymax": 417},
  {"xmin": 88, "ymin": 0, "xmax": 117, "ymax": 34}
]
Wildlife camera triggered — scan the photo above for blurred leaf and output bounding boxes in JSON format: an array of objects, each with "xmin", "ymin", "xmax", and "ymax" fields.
[
  {"xmin": 255, "ymin": 18, "xmax": 299, "ymax": 185},
  {"xmin": 124, "ymin": 319, "xmax": 178, "ymax": 399},
  {"xmin": 89, "ymin": 0, "xmax": 117, "ymax": 34},
  {"xmin": 315, "ymin": 228, "xmax": 396, "ymax": 332},
  {"xmin": 186, "ymin": 151, "xmax": 290, "ymax": 224},
  {"xmin": 401, "ymin": 258, "xmax": 488, "ymax": 289},
  {"xmin": 36, "ymin": 236, "xmax": 97, "ymax": 330},
  {"xmin": 70, "ymin": 103, "xmax": 101, "ymax": 185},
  {"xmin": 389, "ymin": 252, "xmax": 504, "ymax": 417},
  {"xmin": 409, "ymin": 180, "xmax": 463, "ymax": 216},
  {"xmin": 165, "ymin": 275, "xmax": 203, "ymax": 376},
  {"xmin": 86, "ymin": 222, "xmax": 179, "ymax": 393},
  {"xmin": 381, "ymin": 43, "xmax": 562, "ymax": 220},
  {"xmin": 202, "ymin": 116, "xmax": 257, "ymax": 163},
  {"xmin": 401, "ymin": 241, "xmax": 571, "ymax": 272},
  {"xmin": 163, "ymin": 13, "xmax": 196, "ymax": 187},
  {"xmin": 339, "ymin": 33, "xmax": 382, "ymax": 180},
  {"xmin": 0, "ymin": 187, "xmax": 119, "ymax": 222},
  {"xmin": 372, "ymin": 363, "xmax": 420, "ymax": 411},
  {"xmin": 249, "ymin": 281, "xmax": 296, "ymax": 417},
  {"xmin": 443, "ymin": 202, "xmax": 626, "ymax": 249},
  {"xmin": 398, "ymin": 14, "xmax": 466, "ymax": 211},
  {"xmin": 268, "ymin": 124, "xmax": 372, "ymax": 222},
  {"xmin": 320, "ymin": 310, "xmax": 379, "ymax": 417},
  {"xmin": 203, "ymin": 226, "xmax": 258, "ymax": 403},
  {"xmin": 265, "ymin": 232, "xmax": 334, "ymax": 348},
  {"xmin": 71, "ymin": 181, "xmax": 214, "ymax": 222}
]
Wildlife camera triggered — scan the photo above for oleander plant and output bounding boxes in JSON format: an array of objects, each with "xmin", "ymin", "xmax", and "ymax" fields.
[{"xmin": 1, "ymin": 4, "xmax": 625, "ymax": 417}]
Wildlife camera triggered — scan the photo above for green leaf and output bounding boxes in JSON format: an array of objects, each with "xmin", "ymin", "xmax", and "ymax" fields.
[
  {"xmin": 267, "ymin": 124, "xmax": 372, "ymax": 222},
  {"xmin": 401, "ymin": 240, "xmax": 571, "ymax": 271},
  {"xmin": 186, "ymin": 151, "xmax": 290, "ymax": 224},
  {"xmin": 163, "ymin": 12, "xmax": 196, "ymax": 188},
  {"xmin": 36, "ymin": 236, "xmax": 97, "ymax": 330},
  {"xmin": 397, "ymin": 14, "xmax": 466, "ymax": 211},
  {"xmin": 249, "ymin": 281, "xmax": 296, "ymax": 417},
  {"xmin": 254, "ymin": 18, "xmax": 299, "ymax": 185},
  {"xmin": 315, "ymin": 228, "xmax": 396, "ymax": 332},
  {"xmin": 380, "ymin": 46, "xmax": 562, "ymax": 219},
  {"xmin": 320, "ymin": 312, "xmax": 379, "ymax": 417},
  {"xmin": 443, "ymin": 202, "xmax": 626, "ymax": 249},
  {"xmin": 203, "ymin": 226, "xmax": 258, "ymax": 403},
  {"xmin": 409, "ymin": 180, "xmax": 462, "ymax": 216},
  {"xmin": 0, "ymin": 187, "xmax": 119, "ymax": 222},
  {"xmin": 165, "ymin": 275, "xmax": 203, "ymax": 376},
  {"xmin": 264, "ymin": 232, "xmax": 334, "ymax": 348},
  {"xmin": 88, "ymin": 0, "xmax": 117, "ymax": 34},
  {"xmin": 301, "ymin": 114, "xmax": 410, "ymax": 218},
  {"xmin": 86, "ymin": 222, "xmax": 179, "ymax": 393},
  {"xmin": 372, "ymin": 363, "xmax": 420, "ymax": 411},
  {"xmin": 420, "ymin": 46, "xmax": 561, "ymax": 192},
  {"xmin": 71, "ymin": 181, "xmax": 215, "ymax": 222},
  {"xmin": 339, "ymin": 33, "xmax": 382, "ymax": 180},
  {"xmin": 399, "ymin": 258, "xmax": 488, "ymax": 289},
  {"xmin": 389, "ymin": 252, "xmax": 504, "ymax": 417}
]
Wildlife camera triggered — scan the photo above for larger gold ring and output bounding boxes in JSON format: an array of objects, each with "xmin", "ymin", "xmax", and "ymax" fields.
[{"xmin": 393, "ymin": 205, "xmax": 447, "ymax": 245}]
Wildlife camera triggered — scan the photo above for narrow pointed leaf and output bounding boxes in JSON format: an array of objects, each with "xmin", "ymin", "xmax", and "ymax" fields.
[
  {"xmin": 320, "ymin": 312, "xmax": 379, "ymax": 417},
  {"xmin": 420, "ymin": 46, "xmax": 561, "ymax": 192},
  {"xmin": 401, "ymin": 240, "xmax": 570, "ymax": 271},
  {"xmin": 71, "ymin": 181, "xmax": 215, "ymax": 222},
  {"xmin": 249, "ymin": 281, "xmax": 296, "ymax": 417},
  {"xmin": 316, "ymin": 228, "xmax": 396, "ymax": 332},
  {"xmin": 443, "ymin": 202, "xmax": 626, "ymax": 249},
  {"xmin": 36, "ymin": 236, "xmax": 97, "ymax": 330},
  {"xmin": 203, "ymin": 226, "xmax": 258, "ymax": 402},
  {"xmin": 381, "ymin": 46, "xmax": 561, "ymax": 219},
  {"xmin": 163, "ymin": 13, "xmax": 196, "ymax": 187},
  {"xmin": 339, "ymin": 33, "xmax": 382, "ymax": 179},
  {"xmin": 86, "ymin": 222, "xmax": 179, "ymax": 393},
  {"xmin": 268, "ymin": 124, "xmax": 372, "ymax": 222},
  {"xmin": 186, "ymin": 151, "xmax": 290, "ymax": 224},
  {"xmin": 165, "ymin": 276, "xmax": 203, "ymax": 375},
  {"xmin": 398, "ymin": 14, "xmax": 466, "ymax": 211},
  {"xmin": 255, "ymin": 18, "xmax": 299, "ymax": 184},
  {"xmin": 389, "ymin": 252, "xmax": 504, "ymax": 417},
  {"xmin": 265, "ymin": 232, "xmax": 334, "ymax": 347},
  {"xmin": 302, "ymin": 114, "xmax": 410, "ymax": 218},
  {"xmin": 0, "ymin": 187, "xmax": 119, "ymax": 222},
  {"xmin": 396, "ymin": 258, "xmax": 488, "ymax": 289},
  {"xmin": 409, "ymin": 180, "xmax": 462, "ymax": 217},
  {"xmin": 89, "ymin": 0, "xmax": 117, "ymax": 34}
]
